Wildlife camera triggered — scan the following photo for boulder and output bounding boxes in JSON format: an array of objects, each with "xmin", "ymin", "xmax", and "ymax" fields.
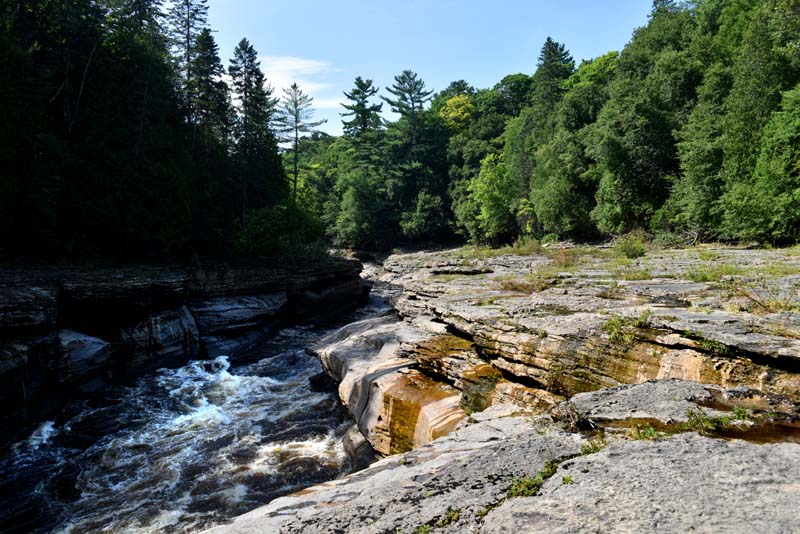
[
  {"xmin": 121, "ymin": 306, "xmax": 200, "ymax": 368},
  {"xmin": 57, "ymin": 330, "xmax": 114, "ymax": 388},
  {"xmin": 189, "ymin": 293, "xmax": 287, "ymax": 336}
]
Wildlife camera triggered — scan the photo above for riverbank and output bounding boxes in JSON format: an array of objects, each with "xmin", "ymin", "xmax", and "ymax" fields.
[
  {"xmin": 0, "ymin": 257, "xmax": 371, "ymax": 441},
  {"xmin": 207, "ymin": 244, "xmax": 800, "ymax": 533}
]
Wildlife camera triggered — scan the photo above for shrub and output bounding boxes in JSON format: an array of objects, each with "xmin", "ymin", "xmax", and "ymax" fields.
[{"xmin": 614, "ymin": 231, "xmax": 647, "ymax": 259}]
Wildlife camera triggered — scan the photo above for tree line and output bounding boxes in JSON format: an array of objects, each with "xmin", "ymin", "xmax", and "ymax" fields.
[
  {"xmin": 300, "ymin": 0, "xmax": 800, "ymax": 249},
  {"xmin": 0, "ymin": 0, "xmax": 322, "ymax": 258},
  {"xmin": 2, "ymin": 0, "xmax": 799, "ymax": 260}
]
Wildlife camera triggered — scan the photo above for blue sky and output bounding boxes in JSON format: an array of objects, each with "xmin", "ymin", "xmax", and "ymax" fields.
[{"xmin": 208, "ymin": 1, "xmax": 654, "ymax": 134}]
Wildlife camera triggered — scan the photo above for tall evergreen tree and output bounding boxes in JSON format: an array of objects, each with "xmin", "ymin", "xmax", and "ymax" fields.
[
  {"xmin": 530, "ymin": 37, "xmax": 575, "ymax": 110},
  {"xmin": 108, "ymin": 0, "xmax": 164, "ymax": 35},
  {"xmin": 341, "ymin": 76, "xmax": 383, "ymax": 139},
  {"xmin": 276, "ymin": 82, "xmax": 326, "ymax": 199},
  {"xmin": 504, "ymin": 37, "xmax": 575, "ymax": 234},
  {"xmin": 189, "ymin": 28, "xmax": 229, "ymax": 145},
  {"xmin": 229, "ymin": 38, "xmax": 282, "ymax": 223},
  {"xmin": 167, "ymin": 0, "xmax": 209, "ymax": 108},
  {"xmin": 382, "ymin": 70, "xmax": 433, "ymax": 159}
]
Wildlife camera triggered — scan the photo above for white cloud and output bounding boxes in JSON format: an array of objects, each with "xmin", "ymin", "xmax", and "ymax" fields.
[{"xmin": 259, "ymin": 56, "xmax": 341, "ymax": 109}]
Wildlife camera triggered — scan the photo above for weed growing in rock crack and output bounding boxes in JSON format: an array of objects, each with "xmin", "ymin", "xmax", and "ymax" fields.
[
  {"xmin": 682, "ymin": 407, "xmax": 754, "ymax": 434},
  {"xmin": 696, "ymin": 249, "xmax": 720, "ymax": 262},
  {"xmin": 686, "ymin": 264, "xmax": 745, "ymax": 283},
  {"xmin": 687, "ymin": 333, "xmax": 734, "ymax": 357},
  {"xmin": 550, "ymin": 248, "xmax": 582, "ymax": 270},
  {"xmin": 597, "ymin": 281, "xmax": 624, "ymax": 300},
  {"xmin": 562, "ymin": 475, "xmax": 573, "ymax": 484},
  {"xmin": 614, "ymin": 266, "xmax": 652, "ymax": 281},
  {"xmin": 413, "ymin": 526, "xmax": 432, "ymax": 534},
  {"xmin": 580, "ymin": 438, "xmax": 607, "ymax": 455},
  {"xmin": 603, "ymin": 310, "xmax": 653, "ymax": 344},
  {"xmin": 631, "ymin": 424, "xmax": 662, "ymax": 440},
  {"xmin": 435, "ymin": 509, "xmax": 460, "ymax": 527},
  {"xmin": 721, "ymin": 277, "xmax": 800, "ymax": 314},
  {"xmin": 507, "ymin": 459, "xmax": 561, "ymax": 498},
  {"xmin": 496, "ymin": 272, "xmax": 558, "ymax": 293},
  {"xmin": 477, "ymin": 503, "xmax": 499, "ymax": 518}
]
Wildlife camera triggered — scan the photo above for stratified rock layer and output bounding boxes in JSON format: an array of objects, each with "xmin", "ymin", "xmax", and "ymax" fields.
[{"xmin": 308, "ymin": 247, "xmax": 800, "ymax": 459}]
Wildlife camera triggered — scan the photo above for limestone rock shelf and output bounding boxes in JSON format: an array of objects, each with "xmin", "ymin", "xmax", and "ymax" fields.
[{"xmin": 204, "ymin": 246, "xmax": 800, "ymax": 533}]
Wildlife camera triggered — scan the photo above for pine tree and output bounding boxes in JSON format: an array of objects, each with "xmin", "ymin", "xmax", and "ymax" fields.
[
  {"xmin": 341, "ymin": 76, "xmax": 383, "ymax": 138},
  {"xmin": 531, "ymin": 37, "xmax": 575, "ymax": 111},
  {"xmin": 382, "ymin": 70, "xmax": 433, "ymax": 159},
  {"xmin": 229, "ymin": 38, "xmax": 281, "ymax": 223},
  {"xmin": 189, "ymin": 28, "xmax": 229, "ymax": 146},
  {"xmin": 276, "ymin": 83, "xmax": 326, "ymax": 199},
  {"xmin": 167, "ymin": 0, "xmax": 209, "ymax": 108}
]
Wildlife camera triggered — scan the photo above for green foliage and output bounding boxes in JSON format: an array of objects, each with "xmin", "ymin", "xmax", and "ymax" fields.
[
  {"xmin": 507, "ymin": 459, "xmax": 561, "ymax": 498},
  {"xmin": 5, "ymin": 0, "xmax": 800, "ymax": 259},
  {"xmin": 439, "ymin": 94, "xmax": 476, "ymax": 130},
  {"xmin": 341, "ymin": 76, "xmax": 383, "ymax": 139},
  {"xmin": 614, "ymin": 232, "xmax": 647, "ymax": 259},
  {"xmin": 236, "ymin": 204, "xmax": 322, "ymax": 257},
  {"xmin": 720, "ymin": 86, "xmax": 800, "ymax": 243},
  {"xmin": 435, "ymin": 509, "xmax": 460, "ymax": 527},
  {"xmin": 632, "ymin": 424, "xmax": 662, "ymax": 440},
  {"xmin": 580, "ymin": 439, "xmax": 606, "ymax": 455},
  {"xmin": 400, "ymin": 190, "xmax": 449, "ymax": 241},
  {"xmin": 333, "ymin": 168, "xmax": 393, "ymax": 249},
  {"xmin": 603, "ymin": 309, "xmax": 653, "ymax": 344},
  {"xmin": 468, "ymin": 154, "xmax": 517, "ymax": 245}
]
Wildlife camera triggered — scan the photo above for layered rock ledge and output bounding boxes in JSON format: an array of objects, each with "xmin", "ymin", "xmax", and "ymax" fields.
[
  {"xmin": 308, "ymin": 247, "xmax": 800, "ymax": 457},
  {"xmin": 0, "ymin": 258, "xmax": 370, "ymax": 436},
  {"xmin": 204, "ymin": 245, "xmax": 800, "ymax": 533}
]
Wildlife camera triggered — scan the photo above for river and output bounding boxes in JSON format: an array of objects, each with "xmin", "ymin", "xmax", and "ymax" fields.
[{"xmin": 0, "ymin": 291, "xmax": 389, "ymax": 533}]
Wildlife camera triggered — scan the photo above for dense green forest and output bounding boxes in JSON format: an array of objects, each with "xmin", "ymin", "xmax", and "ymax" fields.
[{"xmin": 2, "ymin": 0, "xmax": 799, "ymax": 259}]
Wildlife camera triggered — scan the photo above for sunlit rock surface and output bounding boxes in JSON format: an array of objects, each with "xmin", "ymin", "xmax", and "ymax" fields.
[
  {"xmin": 205, "ymin": 380, "xmax": 800, "ymax": 533},
  {"xmin": 205, "ymin": 246, "xmax": 800, "ymax": 533}
]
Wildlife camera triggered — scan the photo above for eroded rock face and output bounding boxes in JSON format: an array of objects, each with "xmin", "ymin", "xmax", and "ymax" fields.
[
  {"xmin": 190, "ymin": 293, "xmax": 287, "ymax": 358},
  {"xmin": 310, "ymin": 315, "xmax": 467, "ymax": 455},
  {"xmin": 58, "ymin": 330, "xmax": 114, "ymax": 390},
  {"xmin": 121, "ymin": 305, "xmax": 200, "ymax": 370},
  {"xmin": 190, "ymin": 293, "xmax": 287, "ymax": 335},
  {"xmin": 202, "ymin": 406, "xmax": 586, "ymax": 534},
  {"xmin": 306, "ymin": 247, "xmax": 800, "ymax": 462},
  {"xmin": 380, "ymin": 247, "xmax": 800, "ymax": 404}
]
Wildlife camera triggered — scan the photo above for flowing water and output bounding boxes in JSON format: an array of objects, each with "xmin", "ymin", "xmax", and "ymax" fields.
[{"xmin": 0, "ymin": 292, "xmax": 390, "ymax": 534}]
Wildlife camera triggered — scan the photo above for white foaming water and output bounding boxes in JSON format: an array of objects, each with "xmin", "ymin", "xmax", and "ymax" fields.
[
  {"xmin": 39, "ymin": 347, "xmax": 350, "ymax": 533},
  {"xmin": 18, "ymin": 420, "xmax": 58, "ymax": 453}
]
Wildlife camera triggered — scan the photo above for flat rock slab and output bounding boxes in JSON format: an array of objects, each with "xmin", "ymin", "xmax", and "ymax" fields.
[
  {"xmin": 202, "ymin": 410, "xmax": 585, "ymax": 534},
  {"xmin": 483, "ymin": 433, "xmax": 800, "ymax": 534},
  {"xmin": 570, "ymin": 379, "xmax": 718, "ymax": 424}
]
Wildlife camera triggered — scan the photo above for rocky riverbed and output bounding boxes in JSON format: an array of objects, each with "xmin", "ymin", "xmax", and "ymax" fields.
[{"xmin": 207, "ymin": 244, "xmax": 800, "ymax": 533}]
